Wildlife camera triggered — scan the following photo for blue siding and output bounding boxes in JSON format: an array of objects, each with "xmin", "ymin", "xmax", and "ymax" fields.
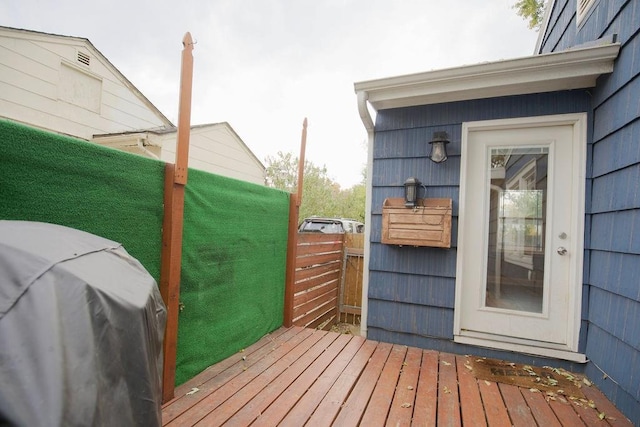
[
  {"xmin": 537, "ymin": 0, "xmax": 640, "ymax": 422},
  {"xmin": 367, "ymin": 0, "xmax": 640, "ymax": 420},
  {"xmin": 367, "ymin": 90, "xmax": 592, "ymax": 367}
]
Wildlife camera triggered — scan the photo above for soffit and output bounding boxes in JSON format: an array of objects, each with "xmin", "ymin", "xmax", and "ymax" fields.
[{"xmin": 354, "ymin": 43, "xmax": 620, "ymax": 110}]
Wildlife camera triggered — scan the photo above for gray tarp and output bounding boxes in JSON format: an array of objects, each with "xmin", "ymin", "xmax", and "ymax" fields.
[{"xmin": 0, "ymin": 221, "xmax": 166, "ymax": 426}]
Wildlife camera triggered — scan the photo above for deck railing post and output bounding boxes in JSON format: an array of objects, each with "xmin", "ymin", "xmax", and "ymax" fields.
[{"xmin": 159, "ymin": 32, "xmax": 194, "ymax": 403}]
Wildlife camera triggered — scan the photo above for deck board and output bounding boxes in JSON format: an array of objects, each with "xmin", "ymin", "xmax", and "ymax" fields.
[{"xmin": 162, "ymin": 326, "xmax": 633, "ymax": 426}]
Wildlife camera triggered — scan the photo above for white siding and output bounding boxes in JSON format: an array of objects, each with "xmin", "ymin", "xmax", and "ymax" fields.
[
  {"xmin": 159, "ymin": 124, "xmax": 266, "ymax": 185},
  {"xmin": 0, "ymin": 28, "xmax": 171, "ymax": 139}
]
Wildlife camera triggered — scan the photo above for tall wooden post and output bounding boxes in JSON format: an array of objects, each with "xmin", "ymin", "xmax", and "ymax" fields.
[
  {"xmin": 283, "ymin": 118, "xmax": 308, "ymax": 327},
  {"xmin": 160, "ymin": 32, "xmax": 194, "ymax": 404}
]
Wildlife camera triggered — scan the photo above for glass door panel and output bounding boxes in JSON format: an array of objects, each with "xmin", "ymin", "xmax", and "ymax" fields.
[{"xmin": 485, "ymin": 147, "xmax": 549, "ymax": 313}]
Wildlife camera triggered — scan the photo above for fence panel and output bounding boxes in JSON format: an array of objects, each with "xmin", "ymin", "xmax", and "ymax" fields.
[
  {"xmin": 293, "ymin": 233, "xmax": 344, "ymax": 329},
  {"xmin": 339, "ymin": 233, "xmax": 364, "ymax": 324}
]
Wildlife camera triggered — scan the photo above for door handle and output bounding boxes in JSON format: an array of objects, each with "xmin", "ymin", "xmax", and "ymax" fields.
[{"xmin": 557, "ymin": 246, "xmax": 568, "ymax": 256}]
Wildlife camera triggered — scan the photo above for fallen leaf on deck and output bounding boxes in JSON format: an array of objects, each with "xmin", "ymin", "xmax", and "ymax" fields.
[{"xmin": 186, "ymin": 388, "xmax": 199, "ymax": 396}]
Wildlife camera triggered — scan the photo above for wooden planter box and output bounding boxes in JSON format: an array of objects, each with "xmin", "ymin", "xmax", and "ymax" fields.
[{"xmin": 381, "ymin": 198, "xmax": 452, "ymax": 248}]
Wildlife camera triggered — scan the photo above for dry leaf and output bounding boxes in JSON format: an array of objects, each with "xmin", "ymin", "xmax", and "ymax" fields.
[
  {"xmin": 443, "ymin": 386, "xmax": 451, "ymax": 394},
  {"xmin": 484, "ymin": 380, "xmax": 491, "ymax": 386},
  {"xmin": 401, "ymin": 403, "xmax": 413, "ymax": 408},
  {"xmin": 464, "ymin": 364, "xmax": 473, "ymax": 371},
  {"xmin": 441, "ymin": 361, "xmax": 451, "ymax": 366},
  {"xmin": 186, "ymin": 388, "xmax": 199, "ymax": 396},
  {"xmin": 407, "ymin": 386, "xmax": 414, "ymax": 390},
  {"xmin": 583, "ymin": 378, "xmax": 592, "ymax": 387},
  {"xmin": 529, "ymin": 388, "xmax": 540, "ymax": 393},
  {"xmin": 598, "ymin": 412, "xmax": 606, "ymax": 420}
]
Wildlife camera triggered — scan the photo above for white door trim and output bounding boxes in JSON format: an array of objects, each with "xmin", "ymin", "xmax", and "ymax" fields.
[{"xmin": 454, "ymin": 113, "xmax": 587, "ymax": 361}]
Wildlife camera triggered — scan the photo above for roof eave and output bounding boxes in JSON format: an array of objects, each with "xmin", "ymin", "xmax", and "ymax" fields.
[{"xmin": 354, "ymin": 43, "xmax": 620, "ymax": 111}]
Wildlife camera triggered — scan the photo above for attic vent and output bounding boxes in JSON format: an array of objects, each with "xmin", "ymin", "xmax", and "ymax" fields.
[
  {"xmin": 77, "ymin": 51, "xmax": 91, "ymax": 66},
  {"xmin": 577, "ymin": 0, "xmax": 598, "ymax": 26}
]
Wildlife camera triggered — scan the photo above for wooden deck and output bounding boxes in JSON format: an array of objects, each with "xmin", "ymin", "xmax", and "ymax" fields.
[{"xmin": 162, "ymin": 326, "xmax": 632, "ymax": 426}]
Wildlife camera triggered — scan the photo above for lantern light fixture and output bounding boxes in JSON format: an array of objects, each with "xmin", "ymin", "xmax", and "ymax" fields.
[
  {"xmin": 429, "ymin": 131, "xmax": 450, "ymax": 163},
  {"xmin": 404, "ymin": 177, "xmax": 421, "ymax": 208}
]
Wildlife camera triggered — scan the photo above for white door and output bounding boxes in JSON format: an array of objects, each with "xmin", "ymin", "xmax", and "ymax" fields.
[{"xmin": 454, "ymin": 114, "xmax": 586, "ymax": 361}]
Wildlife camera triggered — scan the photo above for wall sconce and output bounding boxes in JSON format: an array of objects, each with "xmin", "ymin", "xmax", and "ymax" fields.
[
  {"xmin": 404, "ymin": 177, "xmax": 421, "ymax": 208},
  {"xmin": 429, "ymin": 131, "xmax": 450, "ymax": 163}
]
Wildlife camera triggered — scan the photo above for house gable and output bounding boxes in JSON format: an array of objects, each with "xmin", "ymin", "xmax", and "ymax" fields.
[{"xmin": 0, "ymin": 26, "xmax": 173, "ymax": 140}]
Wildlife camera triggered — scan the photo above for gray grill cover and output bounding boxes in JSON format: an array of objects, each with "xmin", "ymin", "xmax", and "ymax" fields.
[{"xmin": 0, "ymin": 221, "xmax": 166, "ymax": 426}]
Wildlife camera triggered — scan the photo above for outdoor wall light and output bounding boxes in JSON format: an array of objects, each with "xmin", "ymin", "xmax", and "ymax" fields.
[
  {"xmin": 404, "ymin": 177, "xmax": 421, "ymax": 208},
  {"xmin": 429, "ymin": 131, "xmax": 450, "ymax": 163}
]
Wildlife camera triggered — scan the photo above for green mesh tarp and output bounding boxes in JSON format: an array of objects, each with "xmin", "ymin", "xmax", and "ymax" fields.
[
  {"xmin": 176, "ymin": 168, "xmax": 289, "ymax": 385},
  {"xmin": 0, "ymin": 120, "xmax": 165, "ymax": 279},
  {"xmin": 0, "ymin": 119, "xmax": 290, "ymax": 387}
]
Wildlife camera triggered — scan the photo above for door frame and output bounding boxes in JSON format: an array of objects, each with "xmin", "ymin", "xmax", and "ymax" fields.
[{"xmin": 453, "ymin": 113, "xmax": 587, "ymax": 362}]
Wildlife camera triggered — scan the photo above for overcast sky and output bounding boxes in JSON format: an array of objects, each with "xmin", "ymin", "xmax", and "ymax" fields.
[{"xmin": 3, "ymin": 0, "xmax": 540, "ymax": 188}]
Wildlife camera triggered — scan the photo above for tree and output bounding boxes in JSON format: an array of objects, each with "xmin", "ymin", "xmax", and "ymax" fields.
[
  {"xmin": 264, "ymin": 151, "xmax": 366, "ymax": 223},
  {"xmin": 514, "ymin": 0, "xmax": 546, "ymax": 30}
]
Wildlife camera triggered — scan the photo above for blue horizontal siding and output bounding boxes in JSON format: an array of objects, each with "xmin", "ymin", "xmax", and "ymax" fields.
[
  {"xmin": 584, "ymin": 362, "xmax": 640, "ymax": 425},
  {"xmin": 539, "ymin": 0, "xmax": 630, "ymax": 55},
  {"xmin": 589, "ymin": 287, "xmax": 640, "ymax": 351},
  {"xmin": 374, "ymin": 126, "xmax": 461, "ymax": 159},
  {"xmin": 593, "ymin": 74, "xmax": 640, "ymax": 141},
  {"xmin": 585, "ymin": 323, "xmax": 640, "ymax": 402},
  {"xmin": 592, "ymin": 120, "xmax": 640, "ymax": 177},
  {"xmin": 372, "ymin": 156, "xmax": 461, "ymax": 187},
  {"xmin": 368, "ymin": 270, "xmax": 455, "ymax": 308},
  {"xmin": 594, "ymin": 30, "xmax": 640, "ymax": 107},
  {"xmin": 374, "ymin": 92, "xmax": 591, "ymax": 132},
  {"xmin": 591, "ymin": 164, "xmax": 640, "ymax": 213},
  {"xmin": 590, "ymin": 210, "xmax": 640, "ymax": 254},
  {"xmin": 369, "ymin": 243, "xmax": 457, "ymax": 278},
  {"xmin": 367, "ymin": 299, "xmax": 453, "ymax": 339},
  {"xmin": 589, "ymin": 250, "xmax": 640, "ymax": 300}
]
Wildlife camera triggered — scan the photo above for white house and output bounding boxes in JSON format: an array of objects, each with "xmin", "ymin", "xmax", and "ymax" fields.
[
  {"xmin": 93, "ymin": 122, "xmax": 266, "ymax": 185},
  {"xmin": 0, "ymin": 26, "xmax": 266, "ymax": 185}
]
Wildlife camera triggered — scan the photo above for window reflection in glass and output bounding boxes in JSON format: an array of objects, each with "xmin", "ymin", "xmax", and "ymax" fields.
[{"xmin": 485, "ymin": 147, "xmax": 548, "ymax": 313}]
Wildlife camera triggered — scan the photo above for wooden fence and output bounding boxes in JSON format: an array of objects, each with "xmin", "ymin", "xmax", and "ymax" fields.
[
  {"xmin": 292, "ymin": 233, "xmax": 363, "ymax": 330},
  {"xmin": 338, "ymin": 233, "xmax": 364, "ymax": 324}
]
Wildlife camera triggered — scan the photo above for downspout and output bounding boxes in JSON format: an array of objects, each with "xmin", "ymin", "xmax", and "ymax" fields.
[{"xmin": 356, "ymin": 90, "xmax": 375, "ymax": 338}]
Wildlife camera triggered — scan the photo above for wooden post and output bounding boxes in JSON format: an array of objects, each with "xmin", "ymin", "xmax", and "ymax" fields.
[
  {"xmin": 283, "ymin": 118, "xmax": 308, "ymax": 327},
  {"xmin": 160, "ymin": 32, "xmax": 194, "ymax": 404}
]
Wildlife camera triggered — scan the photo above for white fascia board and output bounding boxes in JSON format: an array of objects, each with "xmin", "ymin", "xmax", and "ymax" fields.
[{"xmin": 354, "ymin": 43, "xmax": 620, "ymax": 111}]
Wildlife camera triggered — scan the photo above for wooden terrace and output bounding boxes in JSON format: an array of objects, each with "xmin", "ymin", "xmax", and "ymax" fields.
[{"xmin": 162, "ymin": 326, "xmax": 632, "ymax": 426}]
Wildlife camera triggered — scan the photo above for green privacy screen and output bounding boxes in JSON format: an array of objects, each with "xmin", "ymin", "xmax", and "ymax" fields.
[
  {"xmin": 0, "ymin": 119, "xmax": 165, "ymax": 279},
  {"xmin": 177, "ymin": 169, "xmax": 289, "ymax": 385},
  {"xmin": 0, "ymin": 120, "xmax": 290, "ymax": 386}
]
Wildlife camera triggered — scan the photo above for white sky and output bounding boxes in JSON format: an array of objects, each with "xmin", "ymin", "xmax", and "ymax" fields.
[{"xmin": 2, "ymin": 0, "xmax": 540, "ymax": 188}]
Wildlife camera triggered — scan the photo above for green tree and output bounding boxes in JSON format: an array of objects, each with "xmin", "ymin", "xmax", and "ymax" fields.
[
  {"xmin": 264, "ymin": 151, "xmax": 366, "ymax": 223},
  {"xmin": 514, "ymin": 0, "xmax": 546, "ymax": 30}
]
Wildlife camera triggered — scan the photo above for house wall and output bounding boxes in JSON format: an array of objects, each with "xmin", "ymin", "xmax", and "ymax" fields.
[
  {"xmin": 0, "ymin": 28, "xmax": 170, "ymax": 140},
  {"xmin": 368, "ymin": 91, "xmax": 592, "ymax": 369},
  {"xmin": 159, "ymin": 124, "xmax": 266, "ymax": 185},
  {"xmin": 538, "ymin": 0, "xmax": 640, "ymax": 420}
]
